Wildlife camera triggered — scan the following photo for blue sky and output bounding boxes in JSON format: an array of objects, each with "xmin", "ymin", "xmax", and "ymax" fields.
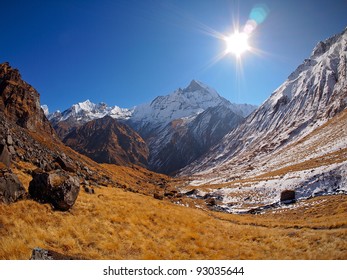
[{"xmin": 1, "ymin": 0, "xmax": 347, "ymax": 112}]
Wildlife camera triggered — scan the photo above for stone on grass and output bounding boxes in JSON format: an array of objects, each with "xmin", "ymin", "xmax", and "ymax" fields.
[{"xmin": 29, "ymin": 169, "xmax": 80, "ymax": 211}]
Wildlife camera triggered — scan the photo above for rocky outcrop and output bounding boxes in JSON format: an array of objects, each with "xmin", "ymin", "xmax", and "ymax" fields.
[
  {"xmin": 29, "ymin": 169, "xmax": 80, "ymax": 211},
  {"xmin": 0, "ymin": 62, "xmax": 56, "ymax": 137},
  {"xmin": 280, "ymin": 190, "xmax": 296, "ymax": 203},
  {"xmin": 0, "ymin": 170, "xmax": 26, "ymax": 203},
  {"xmin": 63, "ymin": 116, "xmax": 149, "ymax": 166}
]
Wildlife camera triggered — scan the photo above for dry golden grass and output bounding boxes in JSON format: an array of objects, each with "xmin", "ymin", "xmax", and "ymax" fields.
[{"xmin": 1, "ymin": 166, "xmax": 346, "ymax": 260}]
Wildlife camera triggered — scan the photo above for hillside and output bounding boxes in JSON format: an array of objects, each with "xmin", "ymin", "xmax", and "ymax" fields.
[
  {"xmin": 1, "ymin": 164, "xmax": 346, "ymax": 259},
  {"xmin": 63, "ymin": 116, "xmax": 149, "ymax": 167}
]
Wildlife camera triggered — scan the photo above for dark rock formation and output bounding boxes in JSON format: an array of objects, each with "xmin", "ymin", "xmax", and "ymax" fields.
[
  {"xmin": 0, "ymin": 62, "xmax": 56, "ymax": 136},
  {"xmin": 0, "ymin": 170, "xmax": 26, "ymax": 203},
  {"xmin": 148, "ymin": 105, "xmax": 244, "ymax": 175},
  {"xmin": 54, "ymin": 156, "xmax": 77, "ymax": 172},
  {"xmin": 153, "ymin": 193, "xmax": 163, "ymax": 200},
  {"xmin": 280, "ymin": 190, "xmax": 296, "ymax": 203},
  {"xmin": 29, "ymin": 169, "xmax": 80, "ymax": 211}
]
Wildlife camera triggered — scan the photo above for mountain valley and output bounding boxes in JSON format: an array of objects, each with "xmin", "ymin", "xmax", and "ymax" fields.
[{"xmin": 1, "ymin": 27, "xmax": 347, "ymax": 260}]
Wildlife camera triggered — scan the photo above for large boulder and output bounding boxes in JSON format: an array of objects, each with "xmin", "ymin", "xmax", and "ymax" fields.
[
  {"xmin": 54, "ymin": 156, "xmax": 77, "ymax": 173},
  {"xmin": 0, "ymin": 143, "xmax": 11, "ymax": 168},
  {"xmin": 280, "ymin": 190, "xmax": 296, "ymax": 203},
  {"xmin": 29, "ymin": 170, "xmax": 80, "ymax": 211},
  {"xmin": 0, "ymin": 171, "xmax": 26, "ymax": 203}
]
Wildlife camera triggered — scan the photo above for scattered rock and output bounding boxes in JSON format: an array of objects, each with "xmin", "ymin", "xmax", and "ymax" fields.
[
  {"xmin": 29, "ymin": 169, "xmax": 80, "ymax": 211},
  {"xmin": 54, "ymin": 156, "xmax": 77, "ymax": 173},
  {"xmin": 0, "ymin": 171, "xmax": 26, "ymax": 203},
  {"xmin": 6, "ymin": 135, "xmax": 13, "ymax": 145},
  {"xmin": 30, "ymin": 247, "xmax": 85, "ymax": 260},
  {"xmin": 0, "ymin": 143, "xmax": 11, "ymax": 168},
  {"xmin": 164, "ymin": 190, "xmax": 177, "ymax": 197},
  {"xmin": 280, "ymin": 190, "xmax": 296, "ymax": 203},
  {"xmin": 184, "ymin": 189, "xmax": 198, "ymax": 196},
  {"xmin": 8, "ymin": 145, "xmax": 15, "ymax": 155},
  {"xmin": 83, "ymin": 185, "xmax": 95, "ymax": 194},
  {"xmin": 153, "ymin": 193, "xmax": 163, "ymax": 200},
  {"xmin": 205, "ymin": 197, "xmax": 216, "ymax": 206}
]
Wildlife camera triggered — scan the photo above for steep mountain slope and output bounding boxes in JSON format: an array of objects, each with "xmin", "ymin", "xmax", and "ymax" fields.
[
  {"xmin": 63, "ymin": 116, "xmax": 149, "ymax": 166},
  {"xmin": 149, "ymin": 105, "xmax": 244, "ymax": 174},
  {"xmin": 179, "ymin": 28, "xmax": 347, "ymax": 211},
  {"xmin": 0, "ymin": 62, "xmax": 56, "ymax": 137}
]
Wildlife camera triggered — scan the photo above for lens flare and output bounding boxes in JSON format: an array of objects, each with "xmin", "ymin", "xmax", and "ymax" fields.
[
  {"xmin": 224, "ymin": 31, "xmax": 250, "ymax": 57},
  {"xmin": 249, "ymin": 4, "xmax": 269, "ymax": 24}
]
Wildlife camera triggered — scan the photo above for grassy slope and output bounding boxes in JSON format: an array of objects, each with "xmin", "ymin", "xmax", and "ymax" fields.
[{"xmin": 0, "ymin": 164, "xmax": 346, "ymax": 260}]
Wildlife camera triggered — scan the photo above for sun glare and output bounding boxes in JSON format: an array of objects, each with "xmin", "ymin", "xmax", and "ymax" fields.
[{"xmin": 224, "ymin": 31, "xmax": 250, "ymax": 57}]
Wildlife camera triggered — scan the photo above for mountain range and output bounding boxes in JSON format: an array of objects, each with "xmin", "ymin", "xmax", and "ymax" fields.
[{"xmin": 47, "ymin": 80, "xmax": 256, "ymax": 174}]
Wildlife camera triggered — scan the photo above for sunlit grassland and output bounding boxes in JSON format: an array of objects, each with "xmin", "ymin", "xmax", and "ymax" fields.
[{"xmin": 1, "ymin": 165, "xmax": 346, "ymax": 259}]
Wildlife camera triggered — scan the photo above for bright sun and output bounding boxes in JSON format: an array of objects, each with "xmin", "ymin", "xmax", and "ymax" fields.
[{"xmin": 224, "ymin": 31, "xmax": 250, "ymax": 57}]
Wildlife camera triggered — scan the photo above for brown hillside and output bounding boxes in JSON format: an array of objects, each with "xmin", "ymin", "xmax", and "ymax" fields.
[{"xmin": 63, "ymin": 116, "xmax": 149, "ymax": 167}]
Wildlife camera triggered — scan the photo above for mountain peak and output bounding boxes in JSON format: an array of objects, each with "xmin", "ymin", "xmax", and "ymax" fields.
[
  {"xmin": 311, "ymin": 26, "xmax": 346, "ymax": 58},
  {"xmin": 72, "ymin": 99, "xmax": 95, "ymax": 113},
  {"xmin": 185, "ymin": 80, "xmax": 205, "ymax": 92}
]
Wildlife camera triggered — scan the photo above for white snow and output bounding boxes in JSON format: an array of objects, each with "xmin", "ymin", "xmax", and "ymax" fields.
[
  {"xmin": 49, "ymin": 100, "xmax": 133, "ymax": 124},
  {"xmin": 41, "ymin": 105, "xmax": 49, "ymax": 116},
  {"xmin": 187, "ymin": 162, "xmax": 347, "ymax": 213}
]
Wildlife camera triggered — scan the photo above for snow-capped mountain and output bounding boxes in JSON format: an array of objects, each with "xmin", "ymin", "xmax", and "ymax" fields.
[
  {"xmin": 130, "ymin": 80, "xmax": 255, "ymax": 138},
  {"xmin": 47, "ymin": 80, "xmax": 257, "ymax": 174},
  {"xmin": 47, "ymin": 100, "xmax": 133, "ymax": 138},
  {"xmin": 128, "ymin": 80, "xmax": 256, "ymax": 174},
  {"xmin": 48, "ymin": 99, "xmax": 132, "ymax": 124},
  {"xmin": 179, "ymin": 27, "xmax": 347, "ymax": 212}
]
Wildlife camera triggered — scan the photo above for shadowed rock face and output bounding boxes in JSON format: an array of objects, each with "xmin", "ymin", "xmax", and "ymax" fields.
[
  {"xmin": 0, "ymin": 143, "xmax": 11, "ymax": 168},
  {"xmin": 148, "ymin": 105, "xmax": 245, "ymax": 175},
  {"xmin": 0, "ymin": 62, "xmax": 56, "ymax": 137},
  {"xmin": 0, "ymin": 170, "xmax": 26, "ymax": 203},
  {"xmin": 63, "ymin": 116, "xmax": 149, "ymax": 167}
]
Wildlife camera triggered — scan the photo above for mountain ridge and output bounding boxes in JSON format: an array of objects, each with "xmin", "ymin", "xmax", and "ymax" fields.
[
  {"xmin": 63, "ymin": 115, "xmax": 149, "ymax": 167},
  {"xmin": 47, "ymin": 80, "xmax": 257, "ymax": 174}
]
